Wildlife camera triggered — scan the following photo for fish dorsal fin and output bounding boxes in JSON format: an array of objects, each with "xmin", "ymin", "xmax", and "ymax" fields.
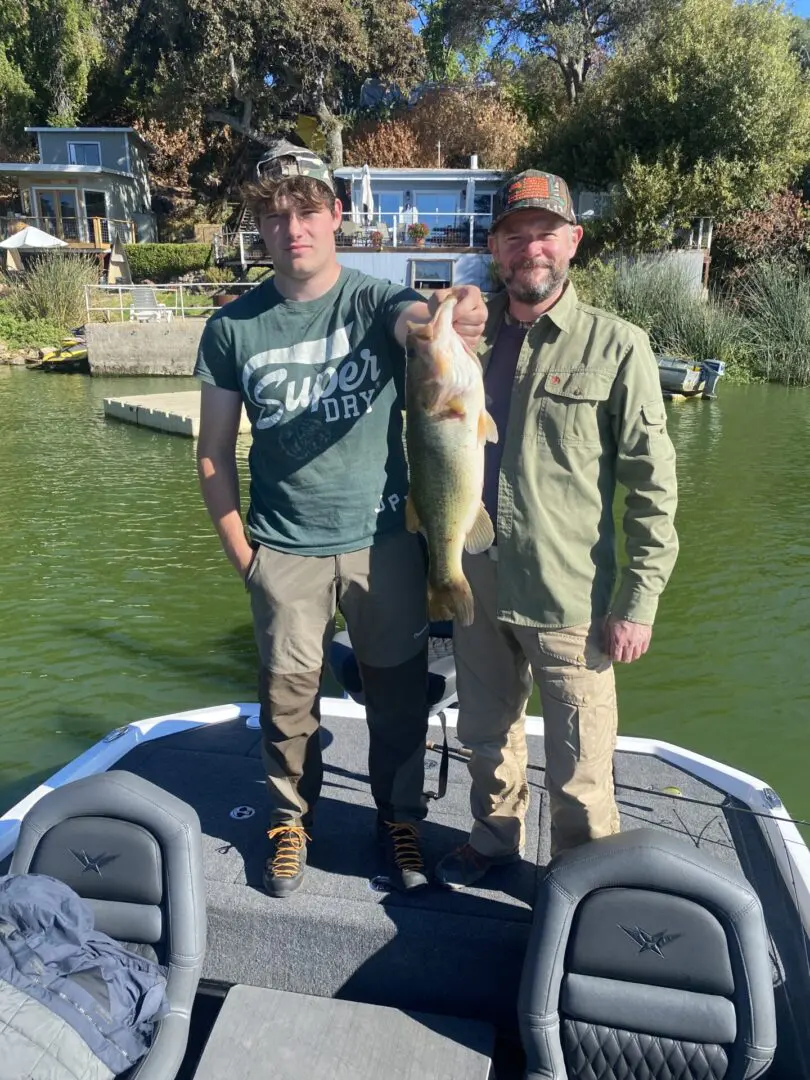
[
  {"xmin": 478, "ymin": 409, "xmax": 498, "ymax": 445},
  {"xmin": 464, "ymin": 503, "xmax": 495, "ymax": 554}
]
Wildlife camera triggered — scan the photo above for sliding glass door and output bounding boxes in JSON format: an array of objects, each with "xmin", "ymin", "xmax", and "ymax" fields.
[{"xmin": 34, "ymin": 189, "xmax": 81, "ymax": 240}]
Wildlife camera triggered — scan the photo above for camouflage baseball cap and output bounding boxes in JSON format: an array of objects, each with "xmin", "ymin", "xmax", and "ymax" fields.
[
  {"xmin": 255, "ymin": 140, "xmax": 335, "ymax": 192},
  {"xmin": 491, "ymin": 169, "xmax": 576, "ymax": 230}
]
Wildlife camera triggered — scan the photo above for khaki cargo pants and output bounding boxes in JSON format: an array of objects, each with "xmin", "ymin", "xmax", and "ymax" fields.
[
  {"xmin": 454, "ymin": 552, "xmax": 620, "ymax": 858},
  {"xmin": 245, "ymin": 530, "xmax": 430, "ymax": 829}
]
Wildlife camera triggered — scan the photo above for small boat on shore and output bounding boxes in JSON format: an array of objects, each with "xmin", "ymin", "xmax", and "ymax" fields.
[
  {"xmin": 29, "ymin": 332, "xmax": 89, "ymax": 373},
  {"xmin": 657, "ymin": 354, "xmax": 725, "ymax": 399},
  {"xmin": 0, "ymin": 632, "xmax": 807, "ymax": 1078}
]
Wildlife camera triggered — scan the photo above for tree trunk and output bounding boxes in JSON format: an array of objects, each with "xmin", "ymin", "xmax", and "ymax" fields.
[
  {"xmin": 555, "ymin": 51, "xmax": 587, "ymax": 105},
  {"xmin": 315, "ymin": 97, "xmax": 344, "ymax": 168}
]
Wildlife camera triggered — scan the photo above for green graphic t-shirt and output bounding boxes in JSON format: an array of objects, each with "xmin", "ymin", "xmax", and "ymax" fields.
[{"xmin": 194, "ymin": 267, "xmax": 421, "ymax": 556}]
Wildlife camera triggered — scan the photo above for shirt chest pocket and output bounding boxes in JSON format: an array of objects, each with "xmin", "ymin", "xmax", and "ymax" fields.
[{"xmin": 538, "ymin": 370, "xmax": 613, "ymax": 448}]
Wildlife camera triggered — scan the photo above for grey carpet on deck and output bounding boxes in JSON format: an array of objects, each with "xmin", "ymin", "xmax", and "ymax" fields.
[{"xmin": 113, "ymin": 711, "xmax": 746, "ymax": 1028}]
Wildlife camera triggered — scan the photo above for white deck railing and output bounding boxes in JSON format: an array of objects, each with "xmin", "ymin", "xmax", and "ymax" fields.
[
  {"xmin": 1, "ymin": 216, "xmax": 136, "ymax": 245},
  {"xmin": 213, "ymin": 211, "xmax": 493, "ymax": 266},
  {"xmin": 84, "ymin": 282, "xmax": 257, "ymax": 322}
]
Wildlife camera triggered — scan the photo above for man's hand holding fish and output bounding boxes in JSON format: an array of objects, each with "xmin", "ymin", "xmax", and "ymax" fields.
[{"xmin": 393, "ymin": 284, "xmax": 487, "ymax": 352}]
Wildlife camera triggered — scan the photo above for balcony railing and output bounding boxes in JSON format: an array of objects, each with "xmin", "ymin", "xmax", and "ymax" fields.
[
  {"xmin": 1, "ymin": 216, "xmax": 136, "ymax": 246},
  {"xmin": 213, "ymin": 211, "xmax": 493, "ymax": 266},
  {"xmin": 336, "ymin": 211, "xmax": 492, "ymax": 249}
]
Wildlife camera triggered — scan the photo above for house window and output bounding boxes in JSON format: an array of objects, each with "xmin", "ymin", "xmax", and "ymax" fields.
[
  {"xmin": 473, "ymin": 193, "xmax": 493, "ymax": 217},
  {"xmin": 68, "ymin": 142, "xmax": 101, "ymax": 166},
  {"xmin": 410, "ymin": 259, "xmax": 454, "ymax": 290},
  {"xmin": 413, "ymin": 191, "xmax": 460, "ymax": 235}
]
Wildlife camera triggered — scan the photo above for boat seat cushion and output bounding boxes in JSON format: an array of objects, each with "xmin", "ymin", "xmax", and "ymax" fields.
[
  {"xmin": 518, "ymin": 828, "xmax": 776, "ymax": 1080},
  {"xmin": 10, "ymin": 771, "xmax": 207, "ymax": 1080}
]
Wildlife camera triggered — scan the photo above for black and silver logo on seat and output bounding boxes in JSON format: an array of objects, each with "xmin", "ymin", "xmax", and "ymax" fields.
[
  {"xmin": 69, "ymin": 849, "xmax": 119, "ymax": 876},
  {"xmin": 619, "ymin": 924, "xmax": 682, "ymax": 957}
]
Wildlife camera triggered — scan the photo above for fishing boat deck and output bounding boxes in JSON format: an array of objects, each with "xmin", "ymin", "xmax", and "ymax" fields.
[
  {"xmin": 106, "ymin": 705, "xmax": 807, "ymax": 1076},
  {"xmin": 4, "ymin": 701, "xmax": 807, "ymax": 1078}
]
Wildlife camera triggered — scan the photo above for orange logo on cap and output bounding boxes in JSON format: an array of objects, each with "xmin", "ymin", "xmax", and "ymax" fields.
[{"xmin": 507, "ymin": 176, "xmax": 550, "ymax": 204}]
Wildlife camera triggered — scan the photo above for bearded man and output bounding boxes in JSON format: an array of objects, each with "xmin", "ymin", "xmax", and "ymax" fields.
[{"xmin": 434, "ymin": 170, "xmax": 680, "ymax": 889}]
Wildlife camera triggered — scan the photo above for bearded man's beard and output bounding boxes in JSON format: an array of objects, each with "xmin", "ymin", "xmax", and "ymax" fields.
[{"xmin": 497, "ymin": 256, "xmax": 569, "ymax": 304}]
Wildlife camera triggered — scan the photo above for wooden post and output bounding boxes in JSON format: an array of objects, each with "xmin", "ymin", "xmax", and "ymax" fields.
[{"xmin": 92, "ymin": 218, "xmax": 103, "ymax": 247}]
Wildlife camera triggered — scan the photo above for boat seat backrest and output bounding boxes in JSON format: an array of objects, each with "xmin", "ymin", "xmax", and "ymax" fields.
[
  {"xmin": 10, "ymin": 770, "xmax": 207, "ymax": 1080},
  {"xmin": 13, "ymin": 813, "xmax": 166, "ymax": 948},
  {"xmin": 328, "ymin": 625, "xmax": 457, "ymax": 714},
  {"xmin": 518, "ymin": 828, "xmax": 776, "ymax": 1080}
]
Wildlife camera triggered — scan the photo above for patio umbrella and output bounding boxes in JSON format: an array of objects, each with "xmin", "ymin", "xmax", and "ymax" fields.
[
  {"xmin": 0, "ymin": 225, "xmax": 68, "ymax": 250},
  {"xmin": 361, "ymin": 164, "xmax": 374, "ymax": 225}
]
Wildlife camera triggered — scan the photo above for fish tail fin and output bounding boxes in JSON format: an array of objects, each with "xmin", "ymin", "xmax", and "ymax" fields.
[{"xmin": 429, "ymin": 577, "xmax": 475, "ymax": 627}]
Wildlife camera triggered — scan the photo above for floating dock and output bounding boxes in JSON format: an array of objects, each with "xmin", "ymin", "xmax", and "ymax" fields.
[{"xmin": 103, "ymin": 391, "xmax": 251, "ymax": 438}]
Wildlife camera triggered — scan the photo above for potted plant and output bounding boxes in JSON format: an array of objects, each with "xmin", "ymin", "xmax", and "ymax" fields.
[
  {"xmin": 407, "ymin": 222, "xmax": 430, "ymax": 246},
  {"xmin": 370, "ymin": 230, "xmax": 384, "ymax": 250}
]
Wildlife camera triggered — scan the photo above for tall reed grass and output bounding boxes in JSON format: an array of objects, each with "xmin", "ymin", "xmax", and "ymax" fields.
[
  {"xmin": 571, "ymin": 255, "xmax": 754, "ymax": 379},
  {"xmin": 734, "ymin": 261, "xmax": 810, "ymax": 386},
  {"xmin": 4, "ymin": 252, "xmax": 99, "ymax": 330}
]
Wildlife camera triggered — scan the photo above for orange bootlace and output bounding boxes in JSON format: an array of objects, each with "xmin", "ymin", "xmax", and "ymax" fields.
[
  {"xmin": 383, "ymin": 822, "xmax": 424, "ymax": 871},
  {"xmin": 267, "ymin": 825, "xmax": 310, "ymax": 878}
]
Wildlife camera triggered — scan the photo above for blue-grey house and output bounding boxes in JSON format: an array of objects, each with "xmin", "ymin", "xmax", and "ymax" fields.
[
  {"xmin": 331, "ymin": 160, "xmax": 504, "ymax": 290},
  {"xmin": 0, "ymin": 127, "xmax": 157, "ymax": 247}
]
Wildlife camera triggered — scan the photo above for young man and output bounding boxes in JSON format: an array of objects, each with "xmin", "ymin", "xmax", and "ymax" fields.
[
  {"xmin": 434, "ymin": 170, "xmax": 679, "ymax": 888},
  {"xmin": 194, "ymin": 142, "xmax": 486, "ymax": 897}
]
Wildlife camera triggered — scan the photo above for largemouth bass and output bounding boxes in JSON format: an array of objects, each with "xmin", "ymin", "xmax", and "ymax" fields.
[{"xmin": 405, "ymin": 296, "xmax": 498, "ymax": 626}]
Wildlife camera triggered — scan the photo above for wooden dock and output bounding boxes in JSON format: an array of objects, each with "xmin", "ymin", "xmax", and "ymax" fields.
[{"xmin": 103, "ymin": 391, "xmax": 251, "ymax": 438}]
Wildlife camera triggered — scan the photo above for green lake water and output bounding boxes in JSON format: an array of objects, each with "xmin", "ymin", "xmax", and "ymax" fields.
[{"xmin": 1, "ymin": 367, "xmax": 809, "ymax": 833}]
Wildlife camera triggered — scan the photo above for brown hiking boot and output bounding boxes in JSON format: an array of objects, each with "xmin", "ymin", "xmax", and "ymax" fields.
[
  {"xmin": 378, "ymin": 821, "xmax": 429, "ymax": 892},
  {"xmin": 263, "ymin": 825, "xmax": 310, "ymax": 898},
  {"xmin": 435, "ymin": 843, "xmax": 521, "ymax": 890}
]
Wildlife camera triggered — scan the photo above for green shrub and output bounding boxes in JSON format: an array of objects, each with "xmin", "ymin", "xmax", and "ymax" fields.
[
  {"xmin": 204, "ymin": 265, "xmax": 236, "ymax": 284},
  {"xmin": 0, "ymin": 305, "xmax": 64, "ymax": 349},
  {"xmin": 4, "ymin": 252, "xmax": 99, "ymax": 329},
  {"xmin": 568, "ymin": 260, "xmax": 618, "ymax": 311},
  {"xmin": 735, "ymin": 260, "xmax": 810, "ymax": 385},
  {"xmin": 244, "ymin": 266, "xmax": 272, "ymax": 282},
  {"xmin": 124, "ymin": 243, "xmax": 212, "ymax": 283}
]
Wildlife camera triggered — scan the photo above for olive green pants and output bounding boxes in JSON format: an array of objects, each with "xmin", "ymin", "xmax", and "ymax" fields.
[
  {"xmin": 245, "ymin": 530, "xmax": 430, "ymax": 828},
  {"xmin": 453, "ymin": 552, "xmax": 620, "ymax": 858}
]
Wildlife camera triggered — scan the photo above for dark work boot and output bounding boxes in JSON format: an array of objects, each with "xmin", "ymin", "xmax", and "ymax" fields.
[
  {"xmin": 435, "ymin": 843, "xmax": 521, "ymax": 890},
  {"xmin": 263, "ymin": 825, "xmax": 310, "ymax": 898},
  {"xmin": 378, "ymin": 821, "xmax": 428, "ymax": 892}
]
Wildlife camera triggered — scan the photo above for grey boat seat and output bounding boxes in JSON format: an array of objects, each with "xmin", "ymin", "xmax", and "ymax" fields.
[
  {"xmin": 329, "ymin": 621, "xmax": 457, "ymax": 712},
  {"xmin": 10, "ymin": 770, "xmax": 207, "ymax": 1080},
  {"xmin": 518, "ymin": 828, "xmax": 777, "ymax": 1080}
]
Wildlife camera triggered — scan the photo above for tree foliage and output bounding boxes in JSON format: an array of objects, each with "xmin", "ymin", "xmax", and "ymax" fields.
[
  {"xmin": 0, "ymin": 0, "xmax": 100, "ymax": 153},
  {"xmin": 92, "ymin": 0, "xmax": 424, "ymax": 166},
  {"xmin": 539, "ymin": 0, "xmax": 810, "ymax": 232},
  {"xmin": 713, "ymin": 190, "xmax": 810, "ymax": 280},
  {"xmin": 429, "ymin": 0, "xmax": 675, "ymax": 105},
  {"xmin": 345, "ymin": 87, "xmax": 529, "ymax": 170}
]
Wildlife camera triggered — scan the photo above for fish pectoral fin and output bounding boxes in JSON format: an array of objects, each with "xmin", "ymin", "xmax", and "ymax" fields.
[
  {"xmin": 429, "ymin": 395, "xmax": 467, "ymax": 420},
  {"xmin": 405, "ymin": 494, "xmax": 421, "ymax": 534},
  {"xmin": 464, "ymin": 503, "xmax": 495, "ymax": 555},
  {"xmin": 478, "ymin": 409, "xmax": 499, "ymax": 445}
]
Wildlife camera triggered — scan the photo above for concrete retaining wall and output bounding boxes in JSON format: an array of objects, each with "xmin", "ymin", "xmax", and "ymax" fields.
[{"xmin": 86, "ymin": 321, "xmax": 206, "ymax": 376}]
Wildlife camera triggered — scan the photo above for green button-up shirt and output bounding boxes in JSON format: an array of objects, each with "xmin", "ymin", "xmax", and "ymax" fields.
[{"xmin": 478, "ymin": 282, "xmax": 678, "ymax": 628}]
